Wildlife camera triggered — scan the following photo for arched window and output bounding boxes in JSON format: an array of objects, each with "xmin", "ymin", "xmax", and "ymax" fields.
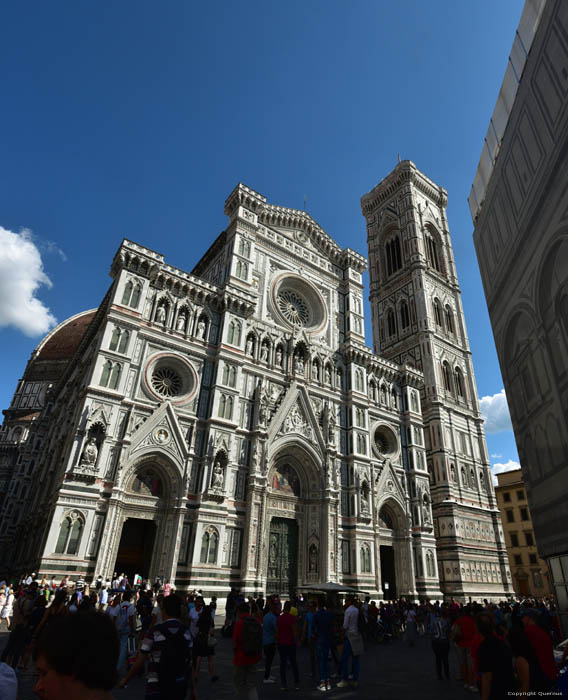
[
  {"xmin": 236, "ymin": 260, "xmax": 248, "ymax": 279},
  {"xmin": 130, "ymin": 284, "xmax": 141, "ymax": 309},
  {"xmin": 109, "ymin": 327, "xmax": 121, "ymax": 351},
  {"xmin": 55, "ymin": 512, "xmax": 84, "ymax": 555},
  {"xmin": 387, "ymin": 309, "xmax": 397, "ymax": 336},
  {"xmin": 360, "ymin": 544, "xmax": 371, "ymax": 573},
  {"xmin": 218, "ymin": 394, "xmax": 234, "ymax": 420},
  {"xmin": 121, "ymin": 280, "xmax": 133, "ymax": 305},
  {"xmin": 444, "ymin": 305, "xmax": 454, "ymax": 333},
  {"xmin": 369, "ymin": 380, "xmax": 377, "ymax": 402},
  {"xmin": 454, "ymin": 367, "xmax": 465, "ymax": 398},
  {"xmin": 450, "ymin": 464, "xmax": 456, "ymax": 482},
  {"xmin": 425, "ymin": 231, "xmax": 442, "ymax": 273},
  {"xmin": 228, "ymin": 319, "xmax": 242, "ymax": 345},
  {"xmin": 118, "ymin": 330, "xmax": 130, "ymax": 354},
  {"xmin": 385, "ymin": 236, "xmax": 402, "ymax": 276},
  {"xmin": 442, "ymin": 361, "xmax": 452, "ymax": 392},
  {"xmin": 354, "ymin": 369, "xmax": 364, "ymax": 392},
  {"xmin": 109, "ymin": 363, "xmax": 121, "ymax": 390},
  {"xmin": 433, "ymin": 298, "xmax": 443, "ymax": 327},
  {"xmin": 400, "ymin": 301, "xmax": 410, "ymax": 329},
  {"xmin": 100, "ymin": 360, "xmax": 112, "ymax": 387},
  {"xmin": 200, "ymin": 528, "xmax": 219, "ymax": 564},
  {"xmin": 357, "ymin": 434, "xmax": 366, "ymax": 454},
  {"xmin": 238, "ymin": 238, "xmax": 251, "ymax": 257},
  {"xmin": 222, "ymin": 364, "xmax": 237, "ymax": 388}
]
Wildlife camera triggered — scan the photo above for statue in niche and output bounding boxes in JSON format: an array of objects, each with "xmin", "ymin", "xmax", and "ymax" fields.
[
  {"xmin": 327, "ymin": 407, "xmax": 336, "ymax": 445},
  {"xmin": 246, "ymin": 337, "xmax": 254, "ymax": 356},
  {"xmin": 258, "ymin": 393, "xmax": 269, "ymax": 427},
  {"xmin": 294, "ymin": 354, "xmax": 304, "ymax": 375},
  {"xmin": 260, "ymin": 343, "xmax": 269, "ymax": 362},
  {"xmin": 422, "ymin": 493, "xmax": 432, "ymax": 525},
  {"xmin": 309, "ymin": 544, "xmax": 318, "ymax": 573},
  {"xmin": 176, "ymin": 314, "xmax": 186, "ymax": 332},
  {"xmin": 156, "ymin": 305, "xmax": 167, "ymax": 324},
  {"xmin": 361, "ymin": 484, "xmax": 370, "ymax": 514},
  {"xmin": 196, "ymin": 318, "xmax": 206, "ymax": 339},
  {"xmin": 275, "ymin": 347, "xmax": 283, "ymax": 366},
  {"xmin": 325, "ymin": 365, "xmax": 331, "ymax": 384},
  {"xmin": 211, "ymin": 459, "xmax": 224, "ymax": 489},
  {"xmin": 80, "ymin": 438, "xmax": 98, "ymax": 467}
]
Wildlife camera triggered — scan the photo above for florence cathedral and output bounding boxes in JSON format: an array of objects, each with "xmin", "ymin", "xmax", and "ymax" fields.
[{"xmin": 0, "ymin": 161, "xmax": 513, "ymax": 601}]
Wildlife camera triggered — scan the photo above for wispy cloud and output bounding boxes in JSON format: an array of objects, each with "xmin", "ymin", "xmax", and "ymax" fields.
[
  {"xmin": 480, "ymin": 389, "xmax": 513, "ymax": 434},
  {"xmin": 43, "ymin": 239, "xmax": 68, "ymax": 262},
  {"xmin": 491, "ymin": 453, "xmax": 503, "ymax": 459},
  {"xmin": 0, "ymin": 226, "xmax": 57, "ymax": 336}
]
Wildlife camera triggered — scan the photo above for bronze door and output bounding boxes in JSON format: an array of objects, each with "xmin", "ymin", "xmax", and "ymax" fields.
[{"xmin": 267, "ymin": 517, "xmax": 298, "ymax": 596}]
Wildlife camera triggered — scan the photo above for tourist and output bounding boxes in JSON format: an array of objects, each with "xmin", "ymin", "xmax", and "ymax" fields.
[
  {"xmin": 262, "ymin": 600, "xmax": 278, "ymax": 683},
  {"xmin": 302, "ymin": 600, "xmax": 317, "ymax": 678},
  {"xmin": 337, "ymin": 595, "xmax": 363, "ymax": 689},
  {"xmin": 521, "ymin": 608, "xmax": 558, "ymax": 691},
  {"xmin": 313, "ymin": 596, "xmax": 334, "ymax": 691},
  {"xmin": 476, "ymin": 612, "xmax": 515, "ymax": 699},
  {"xmin": 192, "ymin": 602, "xmax": 219, "ymax": 682},
  {"xmin": 33, "ymin": 611, "xmax": 118, "ymax": 700},
  {"xmin": 109, "ymin": 591, "xmax": 136, "ymax": 674},
  {"xmin": 429, "ymin": 606, "xmax": 451, "ymax": 680},
  {"xmin": 404, "ymin": 604, "xmax": 418, "ymax": 646},
  {"xmin": 232, "ymin": 601, "xmax": 262, "ymax": 700},
  {"xmin": 0, "ymin": 662, "xmax": 17, "ymax": 700},
  {"xmin": 453, "ymin": 605, "xmax": 476, "ymax": 691},
  {"xmin": 1, "ymin": 583, "xmax": 36, "ymax": 668},
  {"xmin": 0, "ymin": 587, "xmax": 14, "ymax": 630},
  {"xmin": 277, "ymin": 600, "xmax": 300, "ymax": 690},
  {"xmin": 121, "ymin": 593, "xmax": 193, "ymax": 699}
]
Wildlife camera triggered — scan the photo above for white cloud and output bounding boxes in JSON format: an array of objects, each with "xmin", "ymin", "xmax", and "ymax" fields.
[
  {"xmin": 491, "ymin": 459, "xmax": 521, "ymax": 485},
  {"xmin": 0, "ymin": 227, "xmax": 57, "ymax": 336},
  {"xmin": 491, "ymin": 453, "xmax": 503, "ymax": 459},
  {"xmin": 480, "ymin": 389, "xmax": 513, "ymax": 434}
]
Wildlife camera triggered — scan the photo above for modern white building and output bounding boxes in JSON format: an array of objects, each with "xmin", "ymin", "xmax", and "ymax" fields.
[{"xmin": 0, "ymin": 164, "xmax": 511, "ymax": 600}]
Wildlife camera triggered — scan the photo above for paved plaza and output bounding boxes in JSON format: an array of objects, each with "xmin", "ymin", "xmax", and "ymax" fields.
[{"xmin": 2, "ymin": 627, "xmax": 478, "ymax": 700}]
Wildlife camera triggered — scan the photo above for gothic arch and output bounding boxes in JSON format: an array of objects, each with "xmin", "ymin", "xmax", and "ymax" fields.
[
  {"xmin": 268, "ymin": 441, "xmax": 324, "ymax": 497},
  {"xmin": 119, "ymin": 452, "xmax": 183, "ymax": 501},
  {"xmin": 423, "ymin": 222, "xmax": 446, "ymax": 276},
  {"xmin": 537, "ymin": 231, "xmax": 568, "ymax": 326},
  {"xmin": 377, "ymin": 496, "xmax": 407, "ymax": 532}
]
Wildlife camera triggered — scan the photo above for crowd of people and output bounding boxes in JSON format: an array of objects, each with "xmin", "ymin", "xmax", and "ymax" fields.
[{"xmin": 0, "ymin": 572, "xmax": 566, "ymax": 699}]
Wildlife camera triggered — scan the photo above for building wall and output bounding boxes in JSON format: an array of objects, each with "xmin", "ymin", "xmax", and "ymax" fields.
[
  {"xmin": 495, "ymin": 470, "xmax": 551, "ymax": 597},
  {"xmin": 472, "ymin": 0, "xmax": 568, "ymax": 630}
]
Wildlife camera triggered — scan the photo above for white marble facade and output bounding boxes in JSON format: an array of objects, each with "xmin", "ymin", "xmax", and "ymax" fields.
[{"xmin": 0, "ymin": 166, "xmax": 511, "ymax": 600}]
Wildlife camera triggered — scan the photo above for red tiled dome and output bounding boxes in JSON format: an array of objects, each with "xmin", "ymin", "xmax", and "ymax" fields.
[{"xmin": 35, "ymin": 310, "xmax": 97, "ymax": 361}]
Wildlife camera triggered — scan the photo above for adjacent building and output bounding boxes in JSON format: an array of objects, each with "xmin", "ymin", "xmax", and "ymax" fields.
[
  {"xmin": 0, "ymin": 165, "xmax": 512, "ymax": 600},
  {"xmin": 495, "ymin": 469, "xmax": 551, "ymax": 597},
  {"xmin": 470, "ymin": 0, "xmax": 568, "ymax": 629}
]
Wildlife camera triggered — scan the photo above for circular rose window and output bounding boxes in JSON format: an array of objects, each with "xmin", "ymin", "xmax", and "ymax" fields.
[
  {"xmin": 372, "ymin": 423, "xmax": 399, "ymax": 459},
  {"xmin": 270, "ymin": 272, "xmax": 327, "ymax": 334},
  {"xmin": 143, "ymin": 353, "xmax": 198, "ymax": 405}
]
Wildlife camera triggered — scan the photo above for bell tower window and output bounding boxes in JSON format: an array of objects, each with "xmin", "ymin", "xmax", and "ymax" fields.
[{"xmin": 385, "ymin": 236, "xmax": 402, "ymax": 276}]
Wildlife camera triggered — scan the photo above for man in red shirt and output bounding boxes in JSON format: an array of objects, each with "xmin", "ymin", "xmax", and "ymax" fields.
[
  {"xmin": 522, "ymin": 608, "xmax": 558, "ymax": 690},
  {"xmin": 454, "ymin": 606, "xmax": 476, "ymax": 691},
  {"xmin": 277, "ymin": 601, "xmax": 300, "ymax": 690},
  {"xmin": 233, "ymin": 602, "xmax": 261, "ymax": 700}
]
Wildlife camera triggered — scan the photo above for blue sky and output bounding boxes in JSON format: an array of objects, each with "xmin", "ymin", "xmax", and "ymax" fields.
[{"xmin": 0, "ymin": 0, "xmax": 522, "ymax": 474}]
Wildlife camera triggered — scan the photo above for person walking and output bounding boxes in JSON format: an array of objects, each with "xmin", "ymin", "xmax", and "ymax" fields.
[
  {"xmin": 302, "ymin": 600, "xmax": 317, "ymax": 679},
  {"xmin": 430, "ymin": 607, "xmax": 451, "ymax": 680},
  {"xmin": 277, "ymin": 600, "xmax": 300, "ymax": 690},
  {"xmin": 110, "ymin": 591, "xmax": 136, "ymax": 674},
  {"xmin": 313, "ymin": 597, "xmax": 334, "ymax": 691},
  {"xmin": 476, "ymin": 612, "xmax": 515, "ymax": 699},
  {"xmin": 521, "ymin": 608, "xmax": 558, "ymax": 691},
  {"xmin": 337, "ymin": 596, "xmax": 363, "ymax": 689},
  {"xmin": 262, "ymin": 600, "xmax": 278, "ymax": 683},
  {"xmin": 121, "ymin": 593, "xmax": 193, "ymax": 699},
  {"xmin": 453, "ymin": 605, "xmax": 476, "ymax": 691},
  {"xmin": 233, "ymin": 601, "xmax": 262, "ymax": 700},
  {"xmin": 192, "ymin": 602, "xmax": 219, "ymax": 683}
]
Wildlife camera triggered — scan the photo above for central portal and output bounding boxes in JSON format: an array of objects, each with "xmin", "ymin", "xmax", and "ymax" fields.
[
  {"xmin": 267, "ymin": 517, "xmax": 298, "ymax": 597},
  {"xmin": 114, "ymin": 518, "xmax": 156, "ymax": 581}
]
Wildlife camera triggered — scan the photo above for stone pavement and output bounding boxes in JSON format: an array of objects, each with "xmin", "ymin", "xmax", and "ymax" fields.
[{"xmin": 2, "ymin": 628, "xmax": 478, "ymax": 700}]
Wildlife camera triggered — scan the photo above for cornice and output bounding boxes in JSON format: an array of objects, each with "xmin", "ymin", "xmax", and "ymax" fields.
[{"xmin": 361, "ymin": 161, "xmax": 448, "ymax": 216}]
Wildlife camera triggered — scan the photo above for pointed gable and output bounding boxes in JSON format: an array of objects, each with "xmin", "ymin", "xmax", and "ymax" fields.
[{"xmin": 126, "ymin": 401, "xmax": 188, "ymax": 468}]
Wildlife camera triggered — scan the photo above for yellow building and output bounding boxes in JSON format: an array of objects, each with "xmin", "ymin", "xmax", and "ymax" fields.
[{"xmin": 495, "ymin": 470, "xmax": 551, "ymax": 598}]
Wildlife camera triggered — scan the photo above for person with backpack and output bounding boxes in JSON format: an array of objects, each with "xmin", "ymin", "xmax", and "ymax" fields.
[
  {"xmin": 276, "ymin": 600, "xmax": 300, "ymax": 690},
  {"xmin": 110, "ymin": 591, "xmax": 136, "ymax": 674},
  {"xmin": 121, "ymin": 593, "xmax": 193, "ymax": 699},
  {"xmin": 233, "ymin": 601, "xmax": 262, "ymax": 700}
]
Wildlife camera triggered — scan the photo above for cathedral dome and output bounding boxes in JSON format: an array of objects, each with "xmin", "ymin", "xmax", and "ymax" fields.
[{"xmin": 34, "ymin": 309, "xmax": 97, "ymax": 362}]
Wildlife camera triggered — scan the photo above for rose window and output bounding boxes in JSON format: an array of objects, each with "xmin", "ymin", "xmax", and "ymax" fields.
[
  {"xmin": 151, "ymin": 366, "xmax": 182, "ymax": 397},
  {"xmin": 277, "ymin": 290, "xmax": 310, "ymax": 326},
  {"xmin": 372, "ymin": 424, "xmax": 399, "ymax": 459}
]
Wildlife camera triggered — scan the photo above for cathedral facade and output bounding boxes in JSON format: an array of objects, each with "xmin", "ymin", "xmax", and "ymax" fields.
[{"xmin": 0, "ymin": 162, "xmax": 512, "ymax": 600}]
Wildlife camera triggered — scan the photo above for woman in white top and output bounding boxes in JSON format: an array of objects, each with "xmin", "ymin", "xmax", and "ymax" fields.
[{"xmin": 1, "ymin": 591, "xmax": 15, "ymax": 630}]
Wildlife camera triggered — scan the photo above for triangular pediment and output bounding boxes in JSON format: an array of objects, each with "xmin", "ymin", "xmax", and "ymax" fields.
[
  {"xmin": 126, "ymin": 402, "xmax": 188, "ymax": 466},
  {"xmin": 268, "ymin": 382, "xmax": 325, "ymax": 455},
  {"xmin": 376, "ymin": 457, "xmax": 407, "ymax": 504}
]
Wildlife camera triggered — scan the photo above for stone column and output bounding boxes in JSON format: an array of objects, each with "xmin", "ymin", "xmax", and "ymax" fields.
[{"xmin": 162, "ymin": 501, "xmax": 187, "ymax": 585}]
